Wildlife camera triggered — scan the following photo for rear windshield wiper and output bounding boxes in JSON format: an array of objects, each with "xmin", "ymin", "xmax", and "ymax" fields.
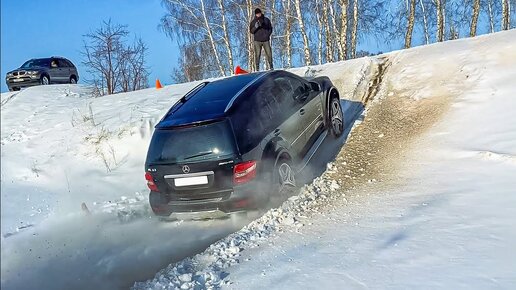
[{"xmin": 183, "ymin": 150, "xmax": 213, "ymax": 160}]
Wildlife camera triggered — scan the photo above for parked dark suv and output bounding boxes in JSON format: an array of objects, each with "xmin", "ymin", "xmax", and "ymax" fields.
[
  {"xmin": 5, "ymin": 57, "xmax": 79, "ymax": 91},
  {"xmin": 145, "ymin": 70, "xmax": 344, "ymax": 218}
]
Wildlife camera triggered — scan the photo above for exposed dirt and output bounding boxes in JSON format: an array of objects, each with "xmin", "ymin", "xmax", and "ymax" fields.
[{"xmin": 328, "ymin": 94, "xmax": 451, "ymax": 193}]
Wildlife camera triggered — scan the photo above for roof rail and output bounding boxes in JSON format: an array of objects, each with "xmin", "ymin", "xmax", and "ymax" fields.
[{"xmin": 224, "ymin": 72, "xmax": 269, "ymax": 113}]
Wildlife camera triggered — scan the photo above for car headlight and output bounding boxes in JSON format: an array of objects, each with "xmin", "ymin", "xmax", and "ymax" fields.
[
  {"xmin": 27, "ymin": 71, "xmax": 38, "ymax": 75},
  {"xmin": 6, "ymin": 72, "xmax": 13, "ymax": 77}
]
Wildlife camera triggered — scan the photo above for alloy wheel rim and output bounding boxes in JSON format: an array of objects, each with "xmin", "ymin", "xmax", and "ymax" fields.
[
  {"xmin": 278, "ymin": 162, "xmax": 296, "ymax": 189},
  {"xmin": 331, "ymin": 99, "xmax": 343, "ymax": 134},
  {"xmin": 43, "ymin": 77, "xmax": 49, "ymax": 85}
]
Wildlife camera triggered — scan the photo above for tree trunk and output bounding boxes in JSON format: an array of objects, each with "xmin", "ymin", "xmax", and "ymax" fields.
[
  {"xmin": 420, "ymin": 0, "xmax": 430, "ymax": 44},
  {"xmin": 322, "ymin": 0, "xmax": 334, "ymax": 62},
  {"xmin": 316, "ymin": 0, "xmax": 323, "ymax": 64},
  {"xmin": 218, "ymin": 0, "xmax": 234, "ymax": 72},
  {"xmin": 329, "ymin": 0, "xmax": 343, "ymax": 60},
  {"xmin": 405, "ymin": 0, "xmax": 416, "ymax": 48},
  {"xmin": 351, "ymin": 0, "xmax": 359, "ymax": 58},
  {"xmin": 294, "ymin": 0, "xmax": 312, "ymax": 65},
  {"xmin": 286, "ymin": 0, "xmax": 293, "ymax": 68},
  {"xmin": 339, "ymin": 0, "xmax": 349, "ymax": 60},
  {"xmin": 436, "ymin": 0, "xmax": 444, "ymax": 42},
  {"xmin": 246, "ymin": 0, "xmax": 255, "ymax": 71},
  {"xmin": 200, "ymin": 0, "xmax": 226, "ymax": 76},
  {"xmin": 487, "ymin": 0, "xmax": 495, "ymax": 33},
  {"xmin": 470, "ymin": 0, "xmax": 480, "ymax": 36},
  {"xmin": 502, "ymin": 0, "xmax": 510, "ymax": 30}
]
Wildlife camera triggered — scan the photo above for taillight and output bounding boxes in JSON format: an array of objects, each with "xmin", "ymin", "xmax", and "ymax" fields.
[
  {"xmin": 145, "ymin": 172, "xmax": 159, "ymax": 192},
  {"xmin": 233, "ymin": 160, "xmax": 257, "ymax": 184}
]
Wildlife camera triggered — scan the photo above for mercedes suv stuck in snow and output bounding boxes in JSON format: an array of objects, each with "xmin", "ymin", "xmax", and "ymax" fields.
[
  {"xmin": 145, "ymin": 70, "xmax": 344, "ymax": 218},
  {"xmin": 5, "ymin": 57, "xmax": 79, "ymax": 91}
]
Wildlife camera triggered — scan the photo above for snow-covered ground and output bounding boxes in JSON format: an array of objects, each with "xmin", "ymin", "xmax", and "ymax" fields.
[
  {"xmin": 2, "ymin": 30, "xmax": 515, "ymax": 289},
  {"xmin": 135, "ymin": 30, "xmax": 516, "ymax": 289}
]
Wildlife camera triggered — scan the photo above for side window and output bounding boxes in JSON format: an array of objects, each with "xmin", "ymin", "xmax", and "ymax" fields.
[
  {"xmin": 65, "ymin": 59, "xmax": 75, "ymax": 67},
  {"xmin": 273, "ymin": 76, "xmax": 304, "ymax": 114},
  {"xmin": 59, "ymin": 59, "xmax": 68, "ymax": 67}
]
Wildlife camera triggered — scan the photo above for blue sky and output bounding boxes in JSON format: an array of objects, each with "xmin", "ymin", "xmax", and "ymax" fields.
[{"xmin": 1, "ymin": 0, "xmax": 178, "ymax": 92}]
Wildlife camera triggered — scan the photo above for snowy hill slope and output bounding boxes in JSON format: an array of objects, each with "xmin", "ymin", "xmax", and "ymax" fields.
[
  {"xmin": 135, "ymin": 30, "xmax": 516, "ymax": 289},
  {"xmin": 1, "ymin": 50, "xmax": 376, "ymax": 289}
]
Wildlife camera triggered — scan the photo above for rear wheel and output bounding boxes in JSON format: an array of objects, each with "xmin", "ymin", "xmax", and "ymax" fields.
[
  {"xmin": 40, "ymin": 75, "xmax": 50, "ymax": 85},
  {"xmin": 329, "ymin": 97, "xmax": 344, "ymax": 137},
  {"xmin": 70, "ymin": 76, "xmax": 77, "ymax": 84},
  {"xmin": 269, "ymin": 156, "xmax": 297, "ymax": 206}
]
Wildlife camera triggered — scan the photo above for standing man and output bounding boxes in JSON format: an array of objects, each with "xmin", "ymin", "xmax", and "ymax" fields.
[{"xmin": 249, "ymin": 8, "xmax": 273, "ymax": 71}]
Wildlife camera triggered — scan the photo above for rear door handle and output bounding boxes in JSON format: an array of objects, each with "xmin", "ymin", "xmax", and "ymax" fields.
[
  {"xmin": 273, "ymin": 129, "xmax": 281, "ymax": 136},
  {"xmin": 299, "ymin": 109, "xmax": 305, "ymax": 115}
]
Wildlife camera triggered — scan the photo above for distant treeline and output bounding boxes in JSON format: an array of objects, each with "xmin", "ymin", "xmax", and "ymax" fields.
[{"xmin": 160, "ymin": 0, "xmax": 513, "ymax": 82}]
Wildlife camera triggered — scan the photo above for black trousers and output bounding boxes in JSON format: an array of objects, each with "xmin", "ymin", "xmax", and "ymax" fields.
[{"xmin": 254, "ymin": 41, "xmax": 273, "ymax": 71}]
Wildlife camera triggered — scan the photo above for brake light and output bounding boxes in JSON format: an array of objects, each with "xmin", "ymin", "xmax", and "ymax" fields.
[
  {"xmin": 233, "ymin": 160, "xmax": 257, "ymax": 184},
  {"xmin": 145, "ymin": 172, "xmax": 159, "ymax": 192}
]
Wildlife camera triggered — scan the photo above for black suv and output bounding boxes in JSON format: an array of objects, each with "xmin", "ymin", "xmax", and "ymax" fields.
[
  {"xmin": 145, "ymin": 70, "xmax": 344, "ymax": 217},
  {"xmin": 5, "ymin": 57, "xmax": 79, "ymax": 91}
]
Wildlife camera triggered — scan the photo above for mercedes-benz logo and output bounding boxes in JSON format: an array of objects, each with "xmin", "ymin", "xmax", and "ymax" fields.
[{"xmin": 182, "ymin": 165, "xmax": 190, "ymax": 174}]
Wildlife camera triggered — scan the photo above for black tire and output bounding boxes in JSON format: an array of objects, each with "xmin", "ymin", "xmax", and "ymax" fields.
[
  {"xmin": 40, "ymin": 75, "xmax": 50, "ymax": 85},
  {"xmin": 149, "ymin": 191, "xmax": 170, "ymax": 216},
  {"xmin": 69, "ymin": 76, "xmax": 77, "ymax": 84},
  {"xmin": 329, "ymin": 97, "xmax": 344, "ymax": 137},
  {"xmin": 269, "ymin": 155, "xmax": 297, "ymax": 206}
]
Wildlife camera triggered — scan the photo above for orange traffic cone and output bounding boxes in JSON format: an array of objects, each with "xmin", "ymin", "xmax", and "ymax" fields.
[
  {"xmin": 155, "ymin": 79, "xmax": 163, "ymax": 89},
  {"xmin": 235, "ymin": 66, "xmax": 249, "ymax": 75}
]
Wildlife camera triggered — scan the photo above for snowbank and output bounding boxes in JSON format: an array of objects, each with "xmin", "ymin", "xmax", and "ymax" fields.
[{"xmin": 135, "ymin": 30, "xmax": 516, "ymax": 289}]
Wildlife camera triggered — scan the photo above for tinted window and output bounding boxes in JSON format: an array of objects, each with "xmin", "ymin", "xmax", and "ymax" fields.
[
  {"xmin": 232, "ymin": 76, "xmax": 303, "ymax": 153},
  {"xmin": 146, "ymin": 120, "xmax": 236, "ymax": 164},
  {"xmin": 21, "ymin": 59, "xmax": 50, "ymax": 69},
  {"xmin": 59, "ymin": 59, "xmax": 72, "ymax": 67},
  {"xmin": 275, "ymin": 75, "xmax": 309, "ymax": 101}
]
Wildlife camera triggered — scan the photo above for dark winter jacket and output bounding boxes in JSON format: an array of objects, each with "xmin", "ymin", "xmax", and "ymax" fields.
[{"xmin": 250, "ymin": 15, "xmax": 273, "ymax": 42}]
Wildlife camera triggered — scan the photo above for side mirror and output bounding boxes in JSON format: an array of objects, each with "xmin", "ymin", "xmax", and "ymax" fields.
[{"xmin": 309, "ymin": 81, "xmax": 321, "ymax": 91}]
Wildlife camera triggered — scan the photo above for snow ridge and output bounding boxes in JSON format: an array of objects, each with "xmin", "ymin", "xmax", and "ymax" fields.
[{"xmin": 133, "ymin": 175, "xmax": 345, "ymax": 290}]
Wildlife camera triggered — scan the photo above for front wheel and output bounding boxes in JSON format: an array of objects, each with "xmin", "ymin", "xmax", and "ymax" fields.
[
  {"xmin": 40, "ymin": 75, "xmax": 50, "ymax": 85},
  {"xmin": 329, "ymin": 97, "xmax": 344, "ymax": 137}
]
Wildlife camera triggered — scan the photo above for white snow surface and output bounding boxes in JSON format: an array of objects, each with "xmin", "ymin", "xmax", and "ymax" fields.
[
  {"xmin": 1, "ymin": 30, "xmax": 515, "ymax": 290},
  {"xmin": 135, "ymin": 31, "xmax": 516, "ymax": 289}
]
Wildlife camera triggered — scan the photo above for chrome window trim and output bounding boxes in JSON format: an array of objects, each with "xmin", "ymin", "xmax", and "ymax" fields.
[
  {"xmin": 224, "ymin": 72, "xmax": 269, "ymax": 113},
  {"xmin": 164, "ymin": 171, "xmax": 215, "ymax": 179}
]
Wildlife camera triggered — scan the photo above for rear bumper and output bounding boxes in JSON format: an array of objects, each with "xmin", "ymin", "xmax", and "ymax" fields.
[{"xmin": 150, "ymin": 181, "xmax": 268, "ymax": 217}]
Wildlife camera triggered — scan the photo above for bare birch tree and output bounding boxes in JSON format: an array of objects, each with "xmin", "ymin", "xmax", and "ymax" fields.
[
  {"xmin": 351, "ymin": 0, "xmax": 359, "ymax": 58},
  {"xmin": 218, "ymin": 0, "xmax": 234, "ymax": 71},
  {"xmin": 435, "ymin": 0, "xmax": 445, "ymax": 42},
  {"xmin": 339, "ymin": 0, "xmax": 349, "ymax": 60},
  {"xmin": 502, "ymin": 0, "xmax": 510, "ymax": 30},
  {"xmin": 322, "ymin": 0, "xmax": 334, "ymax": 62},
  {"xmin": 420, "ymin": 0, "xmax": 430, "ymax": 44},
  {"xmin": 82, "ymin": 20, "xmax": 149, "ymax": 96},
  {"xmin": 469, "ymin": 0, "xmax": 481, "ymax": 36},
  {"xmin": 405, "ymin": 0, "xmax": 417, "ymax": 48},
  {"xmin": 294, "ymin": 0, "xmax": 312, "ymax": 65}
]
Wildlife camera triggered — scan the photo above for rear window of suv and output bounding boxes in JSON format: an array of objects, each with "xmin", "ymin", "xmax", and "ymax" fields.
[{"xmin": 146, "ymin": 119, "xmax": 237, "ymax": 164}]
